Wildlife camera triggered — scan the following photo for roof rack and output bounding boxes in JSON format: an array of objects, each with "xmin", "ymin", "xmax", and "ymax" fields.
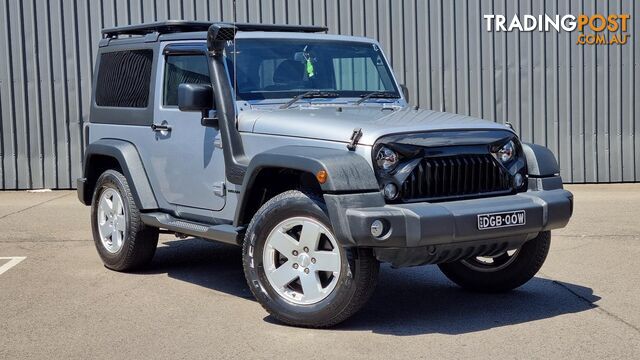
[{"xmin": 102, "ymin": 20, "xmax": 328, "ymax": 38}]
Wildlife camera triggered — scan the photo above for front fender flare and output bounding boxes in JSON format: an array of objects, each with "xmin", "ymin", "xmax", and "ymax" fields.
[
  {"xmin": 234, "ymin": 145, "xmax": 380, "ymax": 226},
  {"xmin": 521, "ymin": 143, "xmax": 560, "ymax": 177},
  {"xmin": 521, "ymin": 143, "xmax": 564, "ymax": 190}
]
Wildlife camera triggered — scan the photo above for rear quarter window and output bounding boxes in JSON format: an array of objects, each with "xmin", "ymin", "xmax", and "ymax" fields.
[{"xmin": 95, "ymin": 50, "xmax": 153, "ymax": 108}]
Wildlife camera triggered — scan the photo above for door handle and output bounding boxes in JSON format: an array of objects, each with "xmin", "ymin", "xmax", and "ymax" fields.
[{"xmin": 151, "ymin": 123, "xmax": 172, "ymax": 132}]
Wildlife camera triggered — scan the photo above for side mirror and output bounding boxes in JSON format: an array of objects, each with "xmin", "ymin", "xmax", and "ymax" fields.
[
  {"xmin": 178, "ymin": 83, "xmax": 214, "ymax": 112},
  {"xmin": 178, "ymin": 83, "xmax": 218, "ymax": 127},
  {"xmin": 399, "ymin": 84, "xmax": 410, "ymax": 104}
]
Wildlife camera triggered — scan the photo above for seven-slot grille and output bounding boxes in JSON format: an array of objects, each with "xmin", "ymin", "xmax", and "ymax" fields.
[{"xmin": 400, "ymin": 154, "xmax": 512, "ymax": 201}]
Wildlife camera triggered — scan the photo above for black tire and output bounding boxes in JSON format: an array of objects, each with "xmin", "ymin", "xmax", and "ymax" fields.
[
  {"xmin": 91, "ymin": 169, "xmax": 159, "ymax": 271},
  {"xmin": 438, "ymin": 231, "xmax": 551, "ymax": 293},
  {"xmin": 242, "ymin": 190, "xmax": 379, "ymax": 328}
]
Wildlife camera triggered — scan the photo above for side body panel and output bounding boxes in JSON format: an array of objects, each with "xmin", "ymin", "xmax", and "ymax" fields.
[
  {"xmin": 87, "ymin": 40, "xmax": 228, "ymax": 223},
  {"xmin": 148, "ymin": 41, "xmax": 226, "ymax": 211}
]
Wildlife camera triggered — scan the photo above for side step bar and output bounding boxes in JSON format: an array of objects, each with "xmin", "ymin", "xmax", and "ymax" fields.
[{"xmin": 140, "ymin": 212, "xmax": 244, "ymax": 246}]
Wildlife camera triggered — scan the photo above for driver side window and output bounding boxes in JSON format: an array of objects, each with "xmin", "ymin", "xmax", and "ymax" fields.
[{"xmin": 163, "ymin": 55, "xmax": 210, "ymax": 107}]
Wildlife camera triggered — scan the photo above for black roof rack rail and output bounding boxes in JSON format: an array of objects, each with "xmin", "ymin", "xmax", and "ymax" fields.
[{"xmin": 102, "ymin": 20, "xmax": 328, "ymax": 38}]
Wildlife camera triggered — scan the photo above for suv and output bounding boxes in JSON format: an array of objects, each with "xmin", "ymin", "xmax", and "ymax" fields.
[{"xmin": 78, "ymin": 21, "xmax": 573, "ymax": 327}]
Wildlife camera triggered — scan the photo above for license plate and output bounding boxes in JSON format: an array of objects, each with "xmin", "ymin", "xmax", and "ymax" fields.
[{"xmin": 477, "ymin": 210, "xmax": 526, "ymax": 230}]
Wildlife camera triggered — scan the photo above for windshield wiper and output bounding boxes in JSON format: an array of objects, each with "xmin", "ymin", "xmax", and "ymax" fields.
[
  {"xmin": 354, "ymin": 91, "xmax": 400, "ymax": 105},
  {"xmin": 280, "ymin": 90, "xmax": 340, "ymax": 109}
]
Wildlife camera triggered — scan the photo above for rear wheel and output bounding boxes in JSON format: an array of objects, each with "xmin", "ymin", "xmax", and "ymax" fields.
[
  {"xmin": 243, "ymin": 190, "xmax": 379, "ymax": 328},
  {"xmin": 438, "ymin": 231, "xmax": 551, "ymax": 292},
  {"xmin": 91, "ymin": 170, "xmax": 158, "ymax": 271}
]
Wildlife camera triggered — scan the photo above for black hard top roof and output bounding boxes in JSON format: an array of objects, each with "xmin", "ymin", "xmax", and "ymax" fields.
[{"xmin": 102, "ymin": 20, "xmax": 328, "ymax": 38}]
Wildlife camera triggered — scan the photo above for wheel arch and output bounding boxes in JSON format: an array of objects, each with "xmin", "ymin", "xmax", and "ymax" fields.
[
  {"xmin": 233, "ymin": 145, "xmax": 379, "ymax": 227},
  {"xmin": 80, "ymin": 139, "xmax": 158, "ymax": 210}
]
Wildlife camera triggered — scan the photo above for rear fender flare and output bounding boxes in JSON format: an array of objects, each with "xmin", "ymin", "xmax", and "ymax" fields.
[{"xmin": 81, "ymin": 139, "xmax": 158, "ymax": 209}]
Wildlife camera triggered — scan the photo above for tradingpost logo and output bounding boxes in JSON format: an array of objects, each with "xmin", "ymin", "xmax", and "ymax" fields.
[{"xmin": 483, "ymin": 13, "xmax": 631, "ymax": 45}]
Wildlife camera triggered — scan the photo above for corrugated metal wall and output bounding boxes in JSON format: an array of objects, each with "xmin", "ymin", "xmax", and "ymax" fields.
[{"xmin": 1, "ymin": 0, "xmax": 638, "ymax": 189}]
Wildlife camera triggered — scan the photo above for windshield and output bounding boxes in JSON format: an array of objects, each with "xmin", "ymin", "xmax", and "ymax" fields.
[{"xmin": 225, "ymin": 38, "xmax": 400, "ymax": 101}]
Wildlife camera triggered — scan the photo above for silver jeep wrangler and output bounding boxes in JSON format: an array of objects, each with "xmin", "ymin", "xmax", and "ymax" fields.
[{"xmin": 77, "ymin": 21, "xmax": 573, "ymax": 327}]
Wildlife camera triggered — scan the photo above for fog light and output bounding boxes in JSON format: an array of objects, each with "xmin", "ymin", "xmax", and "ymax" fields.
[
  {"xmin": 370, "ymin": 220, "xmax": 385, "ymax": 238},
  {"xmin": 383, "ymin": 183, "xmax": 398, "ymax": 200},
  {"xmin": 514, "ymin": 173, "xmax": 524, "ymax": 188}
]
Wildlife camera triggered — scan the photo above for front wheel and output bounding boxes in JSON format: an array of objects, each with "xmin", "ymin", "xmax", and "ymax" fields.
[
  {"xmin": 438, "ymin": 231, "xmax": 551, "ymax": 293},
  {"xmin": 242, "ymin": 190, "xmax": 379, "ymax": 328}
]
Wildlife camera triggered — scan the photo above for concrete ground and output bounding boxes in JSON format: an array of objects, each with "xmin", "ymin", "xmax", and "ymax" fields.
[{"xmin": 0, "ymin": 184, "xmax": 638, "ymax": 359}]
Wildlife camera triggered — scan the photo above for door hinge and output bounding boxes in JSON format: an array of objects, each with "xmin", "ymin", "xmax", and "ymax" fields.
[{"xmin": 213, "ymin": 182, "xmax": 226, "ymax": 197}]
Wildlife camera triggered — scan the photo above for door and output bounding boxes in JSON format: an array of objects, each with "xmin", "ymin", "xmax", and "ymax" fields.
[{"xmin": 147, "ymin": 51, "xmax": 226, "ymax": 211}]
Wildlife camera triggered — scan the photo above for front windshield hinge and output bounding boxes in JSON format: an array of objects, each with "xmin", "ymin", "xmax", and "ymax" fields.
[{"xmin": 347, "ymin": 128, "xmax": 363, "ymax": 151}]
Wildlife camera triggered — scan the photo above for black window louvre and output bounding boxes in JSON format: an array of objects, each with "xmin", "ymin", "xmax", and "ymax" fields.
[{"xmin": 95, "ymin": 50, "xmax": 153, "ymax": 108}]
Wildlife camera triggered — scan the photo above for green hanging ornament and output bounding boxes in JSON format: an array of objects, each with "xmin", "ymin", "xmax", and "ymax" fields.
[
  {"xmin": 303, "ymin": 45, "xmax": 314, "ymax": 78},
  {"xmin": 306, "ymin": 58, "xmax": 315, "ymax": 78}
]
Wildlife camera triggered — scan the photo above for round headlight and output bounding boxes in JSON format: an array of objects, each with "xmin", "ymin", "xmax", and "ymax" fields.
[
  {"xmin": 497, "ymin": 140, "xmax": 516, "ymax": 163},
  {"xmin": 375, "ymin": 146, "xmax": 399, "ymax": 171}
]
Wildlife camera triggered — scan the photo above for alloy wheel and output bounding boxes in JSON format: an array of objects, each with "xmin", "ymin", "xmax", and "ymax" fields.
[
  {"xmin": 460, "ymin": 249, "xmax": 520, "ymax": 272},
  {"xmin": 262, "ymin": 217, "xmax": 342, "ymax": 305},
  {"xmin": 97, "ymin": 188, "xmax": 127, "ymax": 254}
]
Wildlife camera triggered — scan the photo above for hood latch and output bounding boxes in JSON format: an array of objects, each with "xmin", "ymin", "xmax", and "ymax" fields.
[{"xmin": 347, "ymin": 128, "xmax": 363, "ymax": 151}]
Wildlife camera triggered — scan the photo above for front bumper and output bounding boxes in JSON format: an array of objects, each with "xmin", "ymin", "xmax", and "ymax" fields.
[{"xmin": 325, "ymin": 189, "xmax": 573, "ymax": 267}]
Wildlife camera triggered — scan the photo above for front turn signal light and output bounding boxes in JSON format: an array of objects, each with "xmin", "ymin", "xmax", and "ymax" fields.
[{"xmin": 316, "ymin": 170, "xmax": 328, "ymax": 184}]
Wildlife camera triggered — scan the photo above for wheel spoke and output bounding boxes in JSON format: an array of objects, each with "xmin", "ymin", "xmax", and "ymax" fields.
[
  {"xmin": 111, "ymin": 229, "xmax": 120, "ymax": 244},
  {"xmin": 267, "ymin": 261, "xmax": 298, "ymax": 288},
  {"xmin": 112, "ymin": 233, "xmax": 120, "ymax": 249},
  {"xmin": 298, "ymin": 220, "xmax": 322, "ymax": 251},
  {"xmin": 268, "ymin": 230, "xmax": 299, "ymax": 256},
  {"xmin": 300, "ymin": 272, "xmax": 322, "ymax": 300},
  {"xmin": 111, "ymin": 193, "xmax": 122, "ymax": 213},
  {"xmin": 313, "ymin": 251, "xmax": 340, "ymax": 273},
  {"xmin": 99, "ymin": 221, "xmax": 112, "ymax": 238},
  {"xmin": 114, "ymin": 215, "xmax": 126, "ymax": 231},
  {"xmin": 99, "ymin": 199, "xmax": 112, "ymax": 215}
]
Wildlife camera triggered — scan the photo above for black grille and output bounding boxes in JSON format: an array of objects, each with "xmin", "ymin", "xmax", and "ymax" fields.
[{"xmin": 401, "ymin": 154, "xmax": 512, "ymax": 201}]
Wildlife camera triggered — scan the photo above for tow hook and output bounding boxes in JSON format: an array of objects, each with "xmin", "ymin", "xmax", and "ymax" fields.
[{"xmin": 347, "ymin": 128, "xmax": 363, "ymax": 151}]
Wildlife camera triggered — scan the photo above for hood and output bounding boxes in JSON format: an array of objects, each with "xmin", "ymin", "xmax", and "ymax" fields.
[{"xmin": 239, "ymin": 106, "xmax": 514, "ymax": 145}]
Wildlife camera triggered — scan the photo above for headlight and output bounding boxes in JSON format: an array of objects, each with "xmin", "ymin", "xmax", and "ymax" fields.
[
  {"xmin": 495, "ymin": 140, "xmax": 516, "ymax": 163},
  {"xmin": 375, "ymin": 146, "xmax": 399, "ymax": 171}
]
